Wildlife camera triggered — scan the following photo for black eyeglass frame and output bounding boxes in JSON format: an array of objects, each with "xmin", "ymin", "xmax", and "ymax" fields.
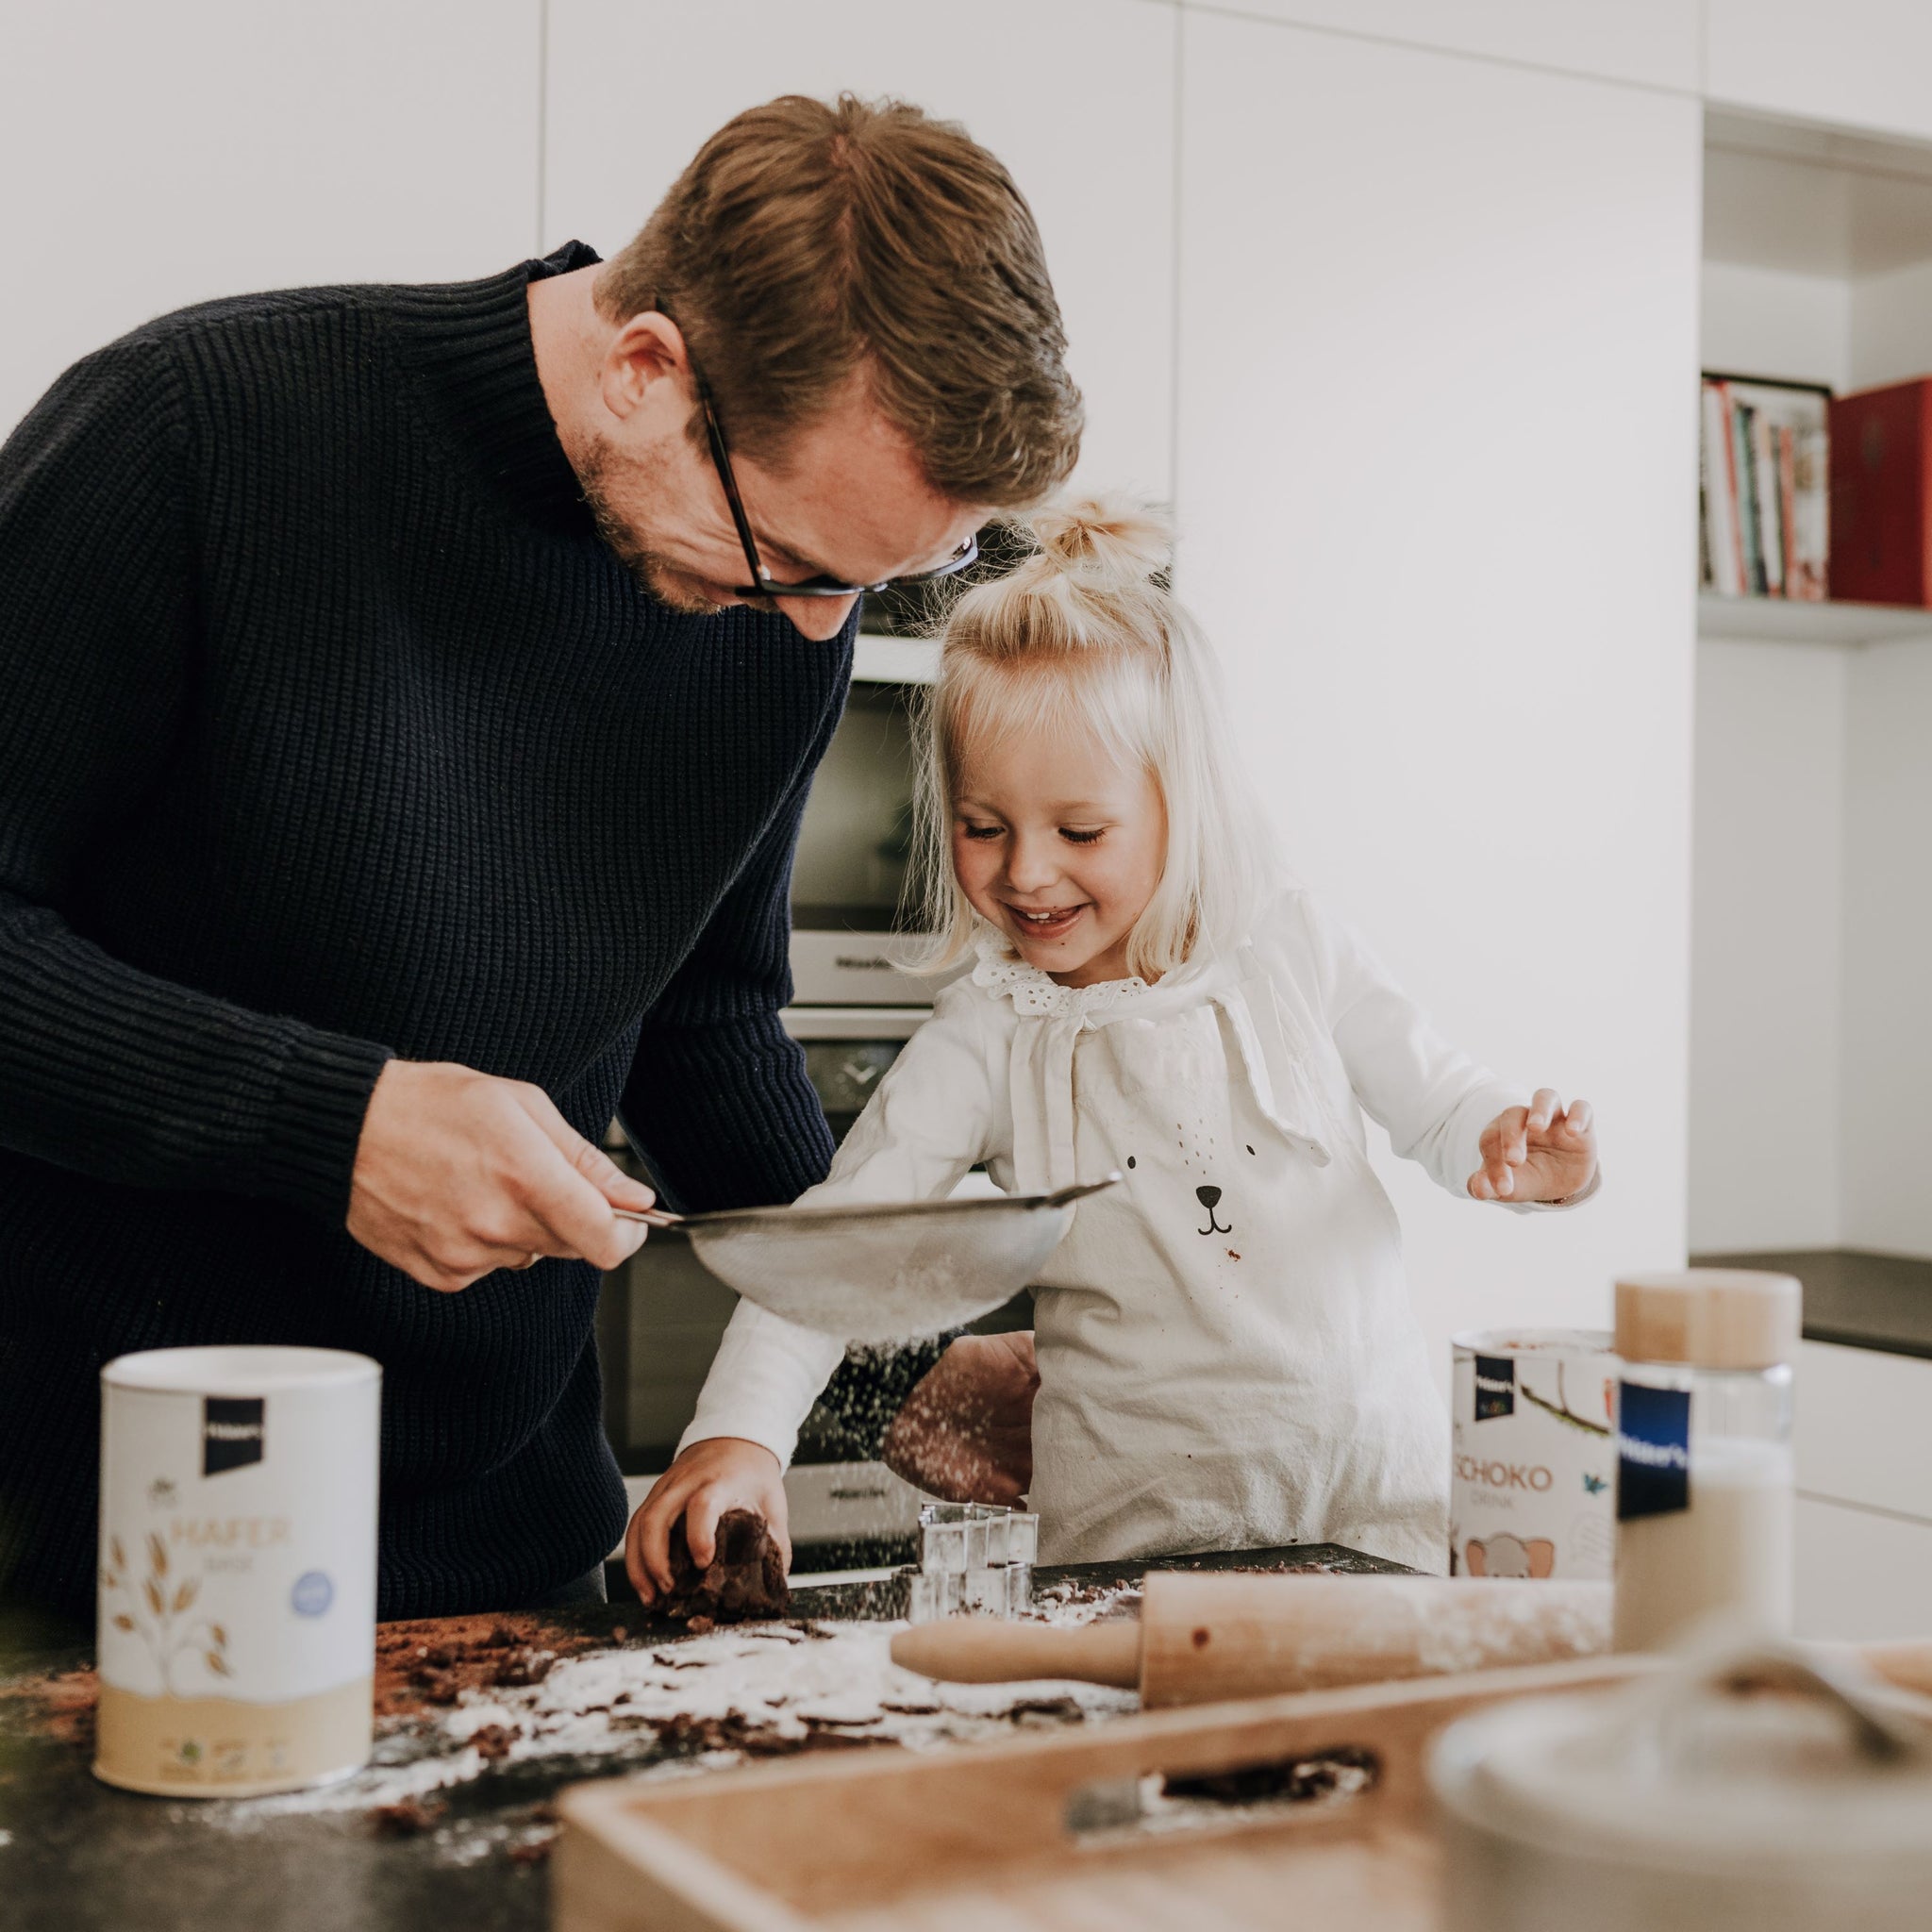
[{"xmin": 693, "ymin": 375, "xmax": 978, "ymax": 599}]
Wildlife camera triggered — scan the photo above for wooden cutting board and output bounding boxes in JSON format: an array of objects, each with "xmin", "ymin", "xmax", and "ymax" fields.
[{"xmin": 552, "ymin": 1654, "xmax": 1650, "ymax": 1931}]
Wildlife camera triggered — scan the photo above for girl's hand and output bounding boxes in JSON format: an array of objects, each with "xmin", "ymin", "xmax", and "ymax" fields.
[
  {"xmin": 625, "ymin": 1438, "xmax": 790, "ymax": 1606},
  {"xmin": 1468, "ymin": 1090, "xmax": 1596, "ymax": 1204}
]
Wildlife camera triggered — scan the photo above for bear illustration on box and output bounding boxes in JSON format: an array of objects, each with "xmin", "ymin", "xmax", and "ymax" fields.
[{"xmin": 1464, "ymin": 1532, "xmax": 1557, "ymax": 1578}]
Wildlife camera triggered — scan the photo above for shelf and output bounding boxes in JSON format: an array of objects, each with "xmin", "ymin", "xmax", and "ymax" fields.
[
  {"xmin": 1705, "ymin": 108, "xmax": 1932, "ymax": 278},
  {"xmin": 1697, "ymin": 591, "xmax": 1932, "ymax": 646}
]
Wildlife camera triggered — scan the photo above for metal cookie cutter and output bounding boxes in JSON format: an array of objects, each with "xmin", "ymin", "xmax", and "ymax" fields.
[{"xmin": 900, "ymin": 1501, "xmax": 1039, "ymax": 1624}]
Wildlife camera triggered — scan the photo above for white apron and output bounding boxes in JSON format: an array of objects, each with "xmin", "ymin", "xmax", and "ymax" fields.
[{"xmin": 991, "ymin": 947, "xmax": 1449, "ymax": 1574}]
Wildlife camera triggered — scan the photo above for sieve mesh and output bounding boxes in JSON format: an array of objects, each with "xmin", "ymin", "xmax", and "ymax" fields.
[{"xmin": 680, "ymin": 1180, "xmax": 1114, "ymax": 1341}]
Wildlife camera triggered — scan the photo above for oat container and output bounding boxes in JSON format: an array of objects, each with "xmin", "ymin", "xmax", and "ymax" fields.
[
  {"xmin": 1451, "ymin": 1329, "xmax": 1617, "ymax": 1582},
  {"xmin": 95, "ymin": 1345, "xmax": 380, "ymax": 1796}
]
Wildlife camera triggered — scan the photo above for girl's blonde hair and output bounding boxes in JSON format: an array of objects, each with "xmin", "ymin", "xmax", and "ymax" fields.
[{"xmin": 907, "ymin": 494, "xmax": 1274, "ymax": 981}]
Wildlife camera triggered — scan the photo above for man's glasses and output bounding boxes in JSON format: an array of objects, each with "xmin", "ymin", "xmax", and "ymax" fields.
[{"xmin": 694, "ymin": 375, "xmax": 978, "ymax": 600}]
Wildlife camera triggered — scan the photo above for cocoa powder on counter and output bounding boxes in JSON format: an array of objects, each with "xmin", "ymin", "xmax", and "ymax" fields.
[{"xmin": 373, "ymin": 1612, "xmax": 604, "ymax": 1721}]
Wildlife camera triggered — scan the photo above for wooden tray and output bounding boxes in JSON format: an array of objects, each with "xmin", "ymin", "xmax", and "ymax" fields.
[{"xmin": 553, "ymin": 1654, "xmax": 1648, "ymax": 1931}]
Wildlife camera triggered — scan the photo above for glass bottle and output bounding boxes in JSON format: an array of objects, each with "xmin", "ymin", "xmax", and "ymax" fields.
[{"xmin": 1612, "ymin": 1268, "xmax": 1799, "ymax": 1652}]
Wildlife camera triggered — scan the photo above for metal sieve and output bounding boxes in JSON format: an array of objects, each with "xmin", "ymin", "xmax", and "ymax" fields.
[{"xmin": 615, "ymin": 1177, "xmax": 1116, "ymax": 1341}]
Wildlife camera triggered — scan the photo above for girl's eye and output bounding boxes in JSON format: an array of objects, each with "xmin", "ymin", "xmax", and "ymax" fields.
[
  {"xmin": 958, "ymin": 824, "xmax": 1004, "ymax": 841},
  {"xmin": 1059, "ymin": 827, "xmax": 1106, "ymax": 845}
]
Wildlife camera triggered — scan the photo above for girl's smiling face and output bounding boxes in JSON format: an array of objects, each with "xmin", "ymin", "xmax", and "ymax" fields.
[{"xmin": 951, "ymin": 723, "xmax": 1167, "ymax": 987}]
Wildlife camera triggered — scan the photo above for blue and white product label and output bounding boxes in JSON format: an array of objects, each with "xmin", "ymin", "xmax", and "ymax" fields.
[
  {"xmin": 1473, "ymin": 1354, "xmax": 1516, "ymax": 1422},
  {"xmin": 1616, "ymin": 1381, "xmax": 1691, "ymax": 1521},
  {"xmin": 291, "ymin": 1571, "xmax": 334, "ymax": 1618}
]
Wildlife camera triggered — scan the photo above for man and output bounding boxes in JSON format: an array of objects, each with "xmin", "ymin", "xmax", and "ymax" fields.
[{"xmin": 0, "ymin": 94, "xmax": 1078, "ymax": 1617}]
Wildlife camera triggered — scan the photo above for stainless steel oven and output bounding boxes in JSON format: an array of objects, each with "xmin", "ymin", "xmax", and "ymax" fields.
[{"xmin": 786, "ymin": 637, "xmax": 940, "ymax": 1008}]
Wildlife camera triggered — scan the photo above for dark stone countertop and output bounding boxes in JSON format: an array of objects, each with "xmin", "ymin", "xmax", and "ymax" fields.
[
  {"xmin": 1690, "ymin": 1247, "xmax": 1932, "ymax": 1361},
  {"xmin": 0, "ymin": 1542, "xmax": 1400, "ymax": 1932}
]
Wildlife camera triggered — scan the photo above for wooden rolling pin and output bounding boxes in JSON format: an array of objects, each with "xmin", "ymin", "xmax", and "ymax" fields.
[{"xmin": 891, "ymin": 1573, "xmax": 1614, "ymax": 1708}]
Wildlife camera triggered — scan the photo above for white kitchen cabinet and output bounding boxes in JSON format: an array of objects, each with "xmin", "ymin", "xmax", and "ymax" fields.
[
  {"xmin": 1182, "ymin": 0, "xmax": 1699, "ymax": 93},
  {"xmin": 1174, "ymin": 9, "xmax": 1699, "ymax": 1382},
  {"xmin": 1788, "ymin": 1341, "xmax": 1932, "ymax": 1641},
  {"xmin": 0, "ymin": 0, "xmax": 541, "ymax": 438},
  {"xmin": 543, "ymin": 0, "xmax": 1177, "ymax": 501},
  {"xmin": 1707, "ymin": 0, "xmax": 1932, "ymax": 146},
  {"xmin": 1794, "ymin": 1494, "xmax": 1932, "ymax": 1641},
  {"xmin": 1794, "ymin": 1341, "xmax": 1932, "ymax": 1522}
]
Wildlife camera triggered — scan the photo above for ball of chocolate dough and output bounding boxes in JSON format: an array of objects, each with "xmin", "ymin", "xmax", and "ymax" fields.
[{"xmin": 660, "ymin": 1508, "xmax": 791, "ymax": 1624}]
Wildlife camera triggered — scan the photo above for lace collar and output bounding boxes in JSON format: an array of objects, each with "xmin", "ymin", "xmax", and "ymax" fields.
[{"xmin": 968, "ymin": 935, "xmax": 1161, "ymax": 1020}]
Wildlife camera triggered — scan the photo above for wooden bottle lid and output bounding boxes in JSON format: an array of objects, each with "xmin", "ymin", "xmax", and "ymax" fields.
[{"xmin": 1614, "ymin": 1269, "xmax": 1801, "ymax": 1370}]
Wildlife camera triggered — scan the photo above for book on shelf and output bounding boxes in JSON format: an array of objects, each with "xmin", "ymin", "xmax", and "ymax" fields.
[
  {"xmin": 1829, "ymin": 378, "xmax": 1932, "ymax": 608},
  {"xmin": 1699, "ymin": 374, "xmax": 1828, "ymax": 602}
]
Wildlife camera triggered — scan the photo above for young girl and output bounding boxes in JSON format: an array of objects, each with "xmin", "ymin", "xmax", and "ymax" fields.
[{"xmin": 630, "ymin": 498, "xmax": 1597, "ymax": 1591}]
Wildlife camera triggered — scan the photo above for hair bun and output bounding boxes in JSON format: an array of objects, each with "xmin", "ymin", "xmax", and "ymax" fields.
[{"xmin": 1024, "ymin": 494, "xmax": 1171, "ymax": 591}]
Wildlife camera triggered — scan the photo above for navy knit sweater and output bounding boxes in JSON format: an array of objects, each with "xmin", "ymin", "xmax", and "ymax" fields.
[{"xmin": 0, "ymin": 242, "xmax": 922, "ymax": 1618}]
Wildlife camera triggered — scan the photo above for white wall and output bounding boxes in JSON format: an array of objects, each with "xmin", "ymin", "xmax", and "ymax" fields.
[
  {"xmin": 1185, "ymin": 0, "xmax": 1699, "ymax": 92},
  {"xmin": 543, "ymin": 0, "xmax": 1178, "ymax": 502},
  {"xmin": 0, "ymin": 0, "xmax": 541, "ymax": 436},
  {"xmin": 1849, "ymin": 258, "xmax": 1932, "ymax": 391},
  {"xmin": 1700, "ymin": 262, "xmax": 1848, "ymax": 391},
  {"xmin": 1689, "ymin": 641, "xmax": 1845, "ymax": 1252},
  {"xmin": 1173, "ymin": 8, "xmax": 1701, "ymax": 1378}
]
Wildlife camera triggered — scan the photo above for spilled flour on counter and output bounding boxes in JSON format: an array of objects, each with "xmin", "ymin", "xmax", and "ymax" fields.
[{"xmin": 203, "ymin": 1617, "xmax": 1139, "ymax": 1853}]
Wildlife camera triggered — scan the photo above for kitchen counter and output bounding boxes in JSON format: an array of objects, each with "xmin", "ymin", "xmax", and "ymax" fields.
[
  {"xmin": 0, "ymin": 1542, "xmax": 1402, "ymax": 1932},
  {"xmin": 1690, "ymin": 1247, "xmax": 1932, "ymax": 1360}
]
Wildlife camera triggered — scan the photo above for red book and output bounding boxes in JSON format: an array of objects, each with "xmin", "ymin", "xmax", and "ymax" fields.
[{"xmin": 1829, "ymin": 377, "xmax": 1932, "ymax": 607}]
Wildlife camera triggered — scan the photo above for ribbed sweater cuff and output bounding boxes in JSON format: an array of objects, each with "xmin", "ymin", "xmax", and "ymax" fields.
[{"xmin": 259, "ymin": 1030, "xmax": 394, "ymax": 1224}]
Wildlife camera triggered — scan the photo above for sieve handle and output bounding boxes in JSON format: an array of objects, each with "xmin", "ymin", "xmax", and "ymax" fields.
[{"xmin": 611, "ymin": 1206, "xmax": 682, "ymax": 1229}]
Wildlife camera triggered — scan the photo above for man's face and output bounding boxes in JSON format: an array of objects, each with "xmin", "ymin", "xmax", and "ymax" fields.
[{"xmin": 583, "ymin": 332, "xmax": 987, "ymax": 643}]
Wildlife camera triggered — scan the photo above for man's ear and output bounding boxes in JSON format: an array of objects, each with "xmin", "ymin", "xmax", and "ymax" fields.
[{"xmin": 601, "ymin": 312, "xmax": 690, "ymax": 424}]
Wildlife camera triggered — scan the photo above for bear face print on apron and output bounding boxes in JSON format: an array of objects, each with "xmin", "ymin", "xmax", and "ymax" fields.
[{"xmin": 978, "ymin": 946, "xmax": 1448, "ymax": 1574}]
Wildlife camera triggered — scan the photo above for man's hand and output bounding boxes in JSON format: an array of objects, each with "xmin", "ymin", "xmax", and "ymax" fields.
[
  {"xmin": 625, "ymin": 1438, "xmax": 790, "ymax": 1606},
  {"xmin": 882, "ymin": 1331, "xmax": 1038, "ymax": 1505},
  {"xmin": 1468, "ymin": 1089, "xmax": 1597, "ymax": 1204},
  {"xmin": 347, "ymin": 1059, "xmax": 656, "ymax": 1291}
]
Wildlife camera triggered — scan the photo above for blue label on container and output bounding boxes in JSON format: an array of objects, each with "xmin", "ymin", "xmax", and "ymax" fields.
[
  {"xmin": 1473, "ymin": 1354, "xmax": 1516, "ymax": 1422},
  {"xmin": 291, "ymin": 1570, "xmax": 334, "ymax": 1618},
  {"xmin": 1616, "ymin": 1382, "xmax": 1691, "ymax": 1521}
]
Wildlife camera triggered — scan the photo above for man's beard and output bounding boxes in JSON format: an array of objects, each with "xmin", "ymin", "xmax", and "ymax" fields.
[{"xmin": 578, "ymin": 436, "xmax": 727, "ymax": 616}]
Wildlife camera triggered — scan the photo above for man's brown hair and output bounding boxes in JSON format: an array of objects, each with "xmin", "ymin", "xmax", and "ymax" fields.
[{"xmin": 597, "ymin": 93, "xmax": 1082, "ymax": 507}]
